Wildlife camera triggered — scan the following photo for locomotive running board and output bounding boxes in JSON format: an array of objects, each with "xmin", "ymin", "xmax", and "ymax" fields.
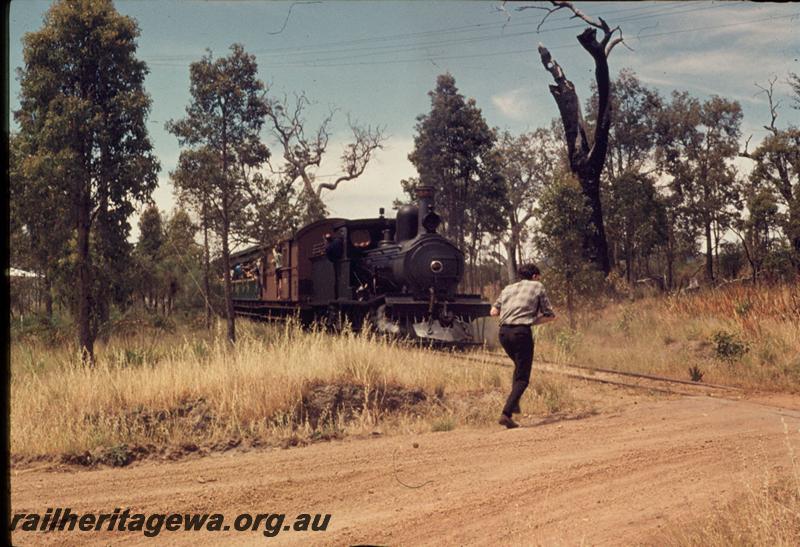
[{"xmin": 383, "ymin": 296, "xmax": 491, "ymax": 317}]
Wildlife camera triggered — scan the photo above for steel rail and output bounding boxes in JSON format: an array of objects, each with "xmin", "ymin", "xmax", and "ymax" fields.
[
  {"xmin": 440, "ymin": 351, "xmax": 687, "ymax": 395},
  {"xmin": 431, "ymin": 349, "xmax": 742, "ymax": 397},
  {"xmin": 471, "ymin": 351, "xmax": 742, "ymax": 392}
]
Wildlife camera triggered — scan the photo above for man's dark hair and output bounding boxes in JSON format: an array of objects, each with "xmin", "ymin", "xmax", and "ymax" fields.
[{"xmin": 517, "ymin": 263, "xmax": 540, "ymax": 280}]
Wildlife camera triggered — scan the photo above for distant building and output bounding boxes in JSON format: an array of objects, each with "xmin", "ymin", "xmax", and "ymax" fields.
[{"xmin": 9, "ymin": 267, "xmax": 43, "ymax": 318}]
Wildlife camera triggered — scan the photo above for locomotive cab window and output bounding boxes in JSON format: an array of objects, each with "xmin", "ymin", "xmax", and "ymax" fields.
[{"xmin": 350, "ymin": 229, "xmax": 372, "ymax": 249}]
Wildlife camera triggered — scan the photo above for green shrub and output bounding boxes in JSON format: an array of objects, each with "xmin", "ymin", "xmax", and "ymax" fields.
[
  {"xmin": 430, "ymin": 416, "xmax": 455, "ymax": 432},
  {"xmin": 712, "ymin": 330, "xmax": 749, "ymax": 363},
  {"xmin": 615, "ymin": 308, "xmax": 635, "ymax": 336},
  {"xmin": 555, "ymin": 328, "xmax": 579, "ymax": 355}
]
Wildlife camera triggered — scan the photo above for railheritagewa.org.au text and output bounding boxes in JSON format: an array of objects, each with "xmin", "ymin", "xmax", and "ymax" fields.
[{"xmin": 10, "ymin": 508, "xmax": 331, "ymax": 538}]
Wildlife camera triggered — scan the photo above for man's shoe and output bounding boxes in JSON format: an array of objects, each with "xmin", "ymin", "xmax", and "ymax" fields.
[{"xmin": 499, "ymin": 414, "xmax": 520, "ymax": 429}]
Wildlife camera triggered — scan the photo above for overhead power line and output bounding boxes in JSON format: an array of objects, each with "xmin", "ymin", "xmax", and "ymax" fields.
[
  {"xmin": 244, "ymin": 3, "xmax": 731, "ymax": 67},
  {"xmin": 256, "ymin": 12, "xmax": 800, "ymax": 70},
  {"xmin": 144, "ymin": 6, "xmax": 795, "ymax": 71},
  {"xmin": 147, "ymin": 2, "xmax": 694, "ymax": 65},
  {"xmin": 249, "ymin": 1, "xmax": 695, "ymax": 57}
]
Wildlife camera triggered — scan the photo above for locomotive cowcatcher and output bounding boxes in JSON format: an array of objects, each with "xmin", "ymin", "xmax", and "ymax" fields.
[{"xmin": 230, "ymin": 186, "xmax": 491, "ymax": 345}]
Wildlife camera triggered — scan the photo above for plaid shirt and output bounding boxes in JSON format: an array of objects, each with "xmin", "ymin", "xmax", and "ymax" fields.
[{"xmin": 493, "ymin": 279, "xmax": 555, "ymax": 326}]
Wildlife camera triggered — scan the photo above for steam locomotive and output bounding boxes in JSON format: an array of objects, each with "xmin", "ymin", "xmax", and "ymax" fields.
[{"xmin": 230, "ymin": 186, "xmax": 491, "ymax": 345}]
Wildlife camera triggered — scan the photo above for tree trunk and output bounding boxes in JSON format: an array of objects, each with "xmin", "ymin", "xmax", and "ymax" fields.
[
  {"xmin": 667, "ymin": 255, "xmax": 674, "ymax": 291},
  {"xmin": 504, "ymin": 239, "xmax": 518, "ymax": 284},
  {"xmin": 790, "ymin": 200, "xmax": 800, "ymax": 273},
  {"xmin": 582, "ymin": 178, "xmax": 611, "ymax": 275},
  {"xmin": 221, "ymin": 205, "xmax": 236, "ymax": 344},
  {"xmin": 220, "ymin": 106, "xmax": 236, "ymax": 343},
  {"xmin": 44, "ymin": 273, "xmax": 53, "ymax": 321},
  {"xmin": 610, "ymin": 240, "xmax": 618, "ymax": 272},
  {"xmin": 202, "ymin": 203, "xmax": 212, "ymax": 330},
  {"xmin": 713, "ymin": 222, "xmax": 720, "ymax": 279},
  {"xmin": 665, "ymin": 221, "xmax": 676, "ymax": 291},
  {"xmin": 624, "ymin": 233, "xmax": 633, "ymax": 284},
  {"xmin": 705, "ymin": 221, "xmax": 714, "ymax": 282},
  {"xmin": 77, "ymin": 199, "xmax": 94, "ymax": 364},
  {"xmin": 745, "ymin": 244, "xmax": 758, "ymax": 285},
  {"xmin": 468, "ymin": 234, "xmax": 480, "ymax": 293},
  {"xmin": 566, "ymin": 274, "xmax": 576, "ymax": 331},
  {"xmin": 96, "ymin": 294, "xmax": 110, "ymax": 343},
  {"xmin": 625, "ymin": 250, "xmax": 632, "ymax": 284}
]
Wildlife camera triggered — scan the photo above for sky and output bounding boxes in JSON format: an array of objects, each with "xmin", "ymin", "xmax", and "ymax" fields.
[{"xmin": 8, "ymin": 1, "xmax": 800, "ymax": 242}]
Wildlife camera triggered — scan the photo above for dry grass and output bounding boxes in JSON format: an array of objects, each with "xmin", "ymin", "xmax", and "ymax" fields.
[
  {"xmin": 662, "ymin": 418, "xmax": 800, "ymax": 546},
  {"xmin": 11, "ymin": 282, "xmax": 797, "ymax": 462},
  {"xmin": 673, "ymin": 484, "xmax": 800, "ymax": 547},
  {"xmin": 535, "ymin": 283, "xmax": 800, "ymax": 391},
  {"xmin": 10, "ymin": 319, "xmax": 583, "ymax": 460}
]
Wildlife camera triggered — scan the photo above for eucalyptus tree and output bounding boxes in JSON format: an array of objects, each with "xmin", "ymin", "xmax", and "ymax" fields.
[
  {"xmin": 170, "ymin": 147, "xmax": 218, "ymax": 328},
  {"xmin": 591, "ymin": 69, "xmax": 663, "ymax": 181},
  {"xmin": 9, "ymin": 133, "xmax": 71, "ymax": 319},
  {"xmin": 167, "ymin": 44, "xmax": 270, "ymax": 343},
  {"xmin": 135, "ymin": 204, "xmax": 164, "ymax": 312},
  {"xmin": 14, "ymin": 0, "xmax": 159, "ymax": 361},
  {"xmin": 789, "ymin": 73, "xmax": 800, "ymax": 109},
  {"xmin": 161, "ymin": 208, "xmax": 203, "ymax": 314},
  {"xmin": 731, "ymin": 185, "xmax": 781, "ymax": 283},
  {"xmin": 658, "ymin": 92, "xmax": 743, "ymax": 282},
  {"xmin": 604, "ymin": 171, "xmax": 667, "ymax": 284},
  {"xmin": 495, "ymin": 128, "xmax": 561, "ymax": 282},
  {"xmin": 405, "ymin": 73, "xmax": 507, "ymax": 288},
  {"xmin": 535, "ymin": 173, "xmax": 602, "ymax": 329}
]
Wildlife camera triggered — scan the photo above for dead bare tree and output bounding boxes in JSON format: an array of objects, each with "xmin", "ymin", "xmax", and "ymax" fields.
[
  {"xmin": 522, "ymin": 1, "xmax": 628, "ymax": 275},
  {"xmin": 265, "ymin": 92, "xmax": 386, "ymax": 222},
  {"xmin": 741, "ymin": 76, "xmax": 781, "ymax": 156}
]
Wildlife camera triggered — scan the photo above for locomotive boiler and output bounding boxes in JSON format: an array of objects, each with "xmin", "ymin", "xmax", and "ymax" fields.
[{"xmin": 230, "ymin": 186, "xmax": 490, "ymax": 345}]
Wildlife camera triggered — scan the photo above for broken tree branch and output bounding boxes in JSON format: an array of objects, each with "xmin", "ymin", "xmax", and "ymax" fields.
[
  {"xmin": 316, "ymin": 117, "xmax": 385, "ymax": 197},
  {"xmin": 755, "ymin": 76, "xmax": 781, "ymax": 135}
]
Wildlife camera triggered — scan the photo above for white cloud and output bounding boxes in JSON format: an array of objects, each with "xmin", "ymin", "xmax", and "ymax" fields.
[
  {"xmin": 491, "ymin": 88, "xmax": 534, "ymax": 121},
  {"xmin": 653, "ymin": 50, "xmax": 788, "ymax": 81}
]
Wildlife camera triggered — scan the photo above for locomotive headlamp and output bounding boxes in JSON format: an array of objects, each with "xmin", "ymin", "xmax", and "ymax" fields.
[{"xmin": 430, "ymin": 260, "xmax": 443, "ymax": 274}]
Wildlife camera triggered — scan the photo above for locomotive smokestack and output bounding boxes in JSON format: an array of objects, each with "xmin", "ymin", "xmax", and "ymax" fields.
[{"xmin": 416, "ymin": 185, "xmax": 441, "ymax": 234}]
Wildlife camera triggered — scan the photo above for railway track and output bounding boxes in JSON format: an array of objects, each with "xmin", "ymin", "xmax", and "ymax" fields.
[{"xmin": 432, "ymin": 348, "xmax": 743, "ymax": 399}]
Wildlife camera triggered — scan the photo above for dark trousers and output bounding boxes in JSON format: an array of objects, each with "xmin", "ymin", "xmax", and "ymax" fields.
[{"xmin": 499, "ymin": 325, "xmax": 534, "ymax": 417}]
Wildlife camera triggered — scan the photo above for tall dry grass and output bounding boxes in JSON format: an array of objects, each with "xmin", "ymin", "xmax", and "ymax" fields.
[
  {"xmin": 535, "ymin": 283, "xmax": 800, "ymax": 391},
  {"xmin": 12, "ymin": 282, "xmax": 797, "ymax": 460},
  {"xmin": 10, "ymin": 319, "xmax": 580, "ymax": 460}
]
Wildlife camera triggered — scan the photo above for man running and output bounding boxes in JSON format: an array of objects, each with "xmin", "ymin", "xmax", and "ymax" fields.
[{"xmin": 490, "ymin": 263, "xmax": 557, "ymax": 429}]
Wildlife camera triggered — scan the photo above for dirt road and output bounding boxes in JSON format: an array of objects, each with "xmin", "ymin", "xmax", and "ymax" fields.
[{"xmin": 12, "ymin": 395, "xmax": 800, "ymax": 546}]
